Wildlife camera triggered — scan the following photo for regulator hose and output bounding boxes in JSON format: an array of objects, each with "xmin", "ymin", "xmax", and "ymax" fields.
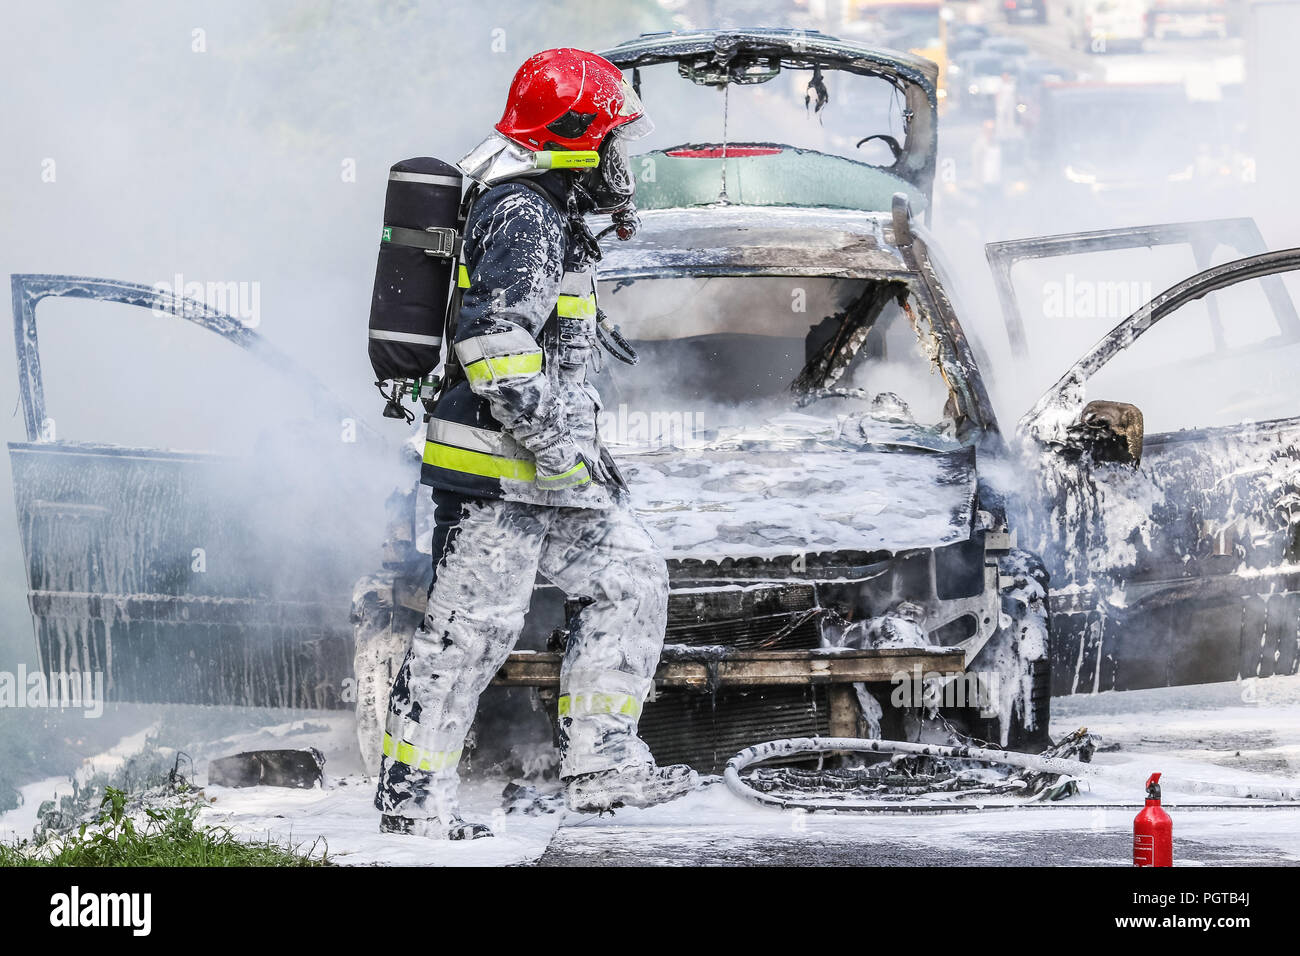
[{"xmin": 725, "ymin": 737, "xmax": 1300, "ymax": 812}]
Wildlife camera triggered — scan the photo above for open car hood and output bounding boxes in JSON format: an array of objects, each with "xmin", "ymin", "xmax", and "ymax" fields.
[
  {"xmin": 619, "ymin": 426, "xmax": 977, "ymax": 564},
  {"xmin": 600, "ymin": 28, "xmax": 939, "ymax": 203}
]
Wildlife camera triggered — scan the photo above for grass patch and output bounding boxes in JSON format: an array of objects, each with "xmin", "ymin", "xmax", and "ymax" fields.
[{"xmin": 1, "ymin": 787, "xmax": 330, "ymax": 867}]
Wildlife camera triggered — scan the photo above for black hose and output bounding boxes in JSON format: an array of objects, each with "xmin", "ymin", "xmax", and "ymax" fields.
[{"xmin": 725, "ymin": 736, "xmax": 1300, "ymax": 812}]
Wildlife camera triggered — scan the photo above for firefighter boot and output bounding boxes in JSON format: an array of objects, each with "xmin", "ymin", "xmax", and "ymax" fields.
[
  {"xmin": 564, "ymin": 761, "xmax": 699, "ymax": 813},
  {"xmin": 379, "ymin": 813, "xmax": 493, "ymax": 841}
]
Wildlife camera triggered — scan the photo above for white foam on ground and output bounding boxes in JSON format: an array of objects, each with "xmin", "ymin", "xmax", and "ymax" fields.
[{"xmin": 5, "ymin": 675, "xmax": 1300, "ymax": 864}]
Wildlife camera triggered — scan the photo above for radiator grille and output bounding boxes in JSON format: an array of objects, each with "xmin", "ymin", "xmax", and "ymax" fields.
[
  {"xmin": 666, "ymin": 583, "xmax": 820, "ymax": 650},
  {"xmin": 640, "ymin": 685, "xmax": 831, "ymax": 772}
]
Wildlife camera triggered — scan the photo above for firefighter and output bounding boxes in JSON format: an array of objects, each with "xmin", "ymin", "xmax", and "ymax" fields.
[{"xmin": 375, "ymin": 49, "xmax": 698, "ymax": 840}]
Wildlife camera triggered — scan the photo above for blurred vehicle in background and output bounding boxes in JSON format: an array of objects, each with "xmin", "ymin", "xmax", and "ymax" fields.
[
  {"xmin": 1064, "ymin": 0, "xmax": 1149, "ymax": 53},
  {"xmin": 844, "ymin": 0, "xmax": 946, "ymax": 52},
  {"xmin": 947, "ymin": 22, "xmax": 991, "ymax": 54},
  {"xmin": 841, "ymin": 0, "xmax": 950, "ymax": 107},
  {"xmin": 1147, "ymin": 0, "xmax": 1229, "ymax": 39},
  {"xmin": 1002, "ymin": 0, "xmax": 1048, "ymax": 24},
  {"xmin": 1022, "ymin": 81, "xmax": 1247, "ymax": 211},
  {"xmin": 950, "ymin": 50, "xmax": 1019, "ymax": 113},
  {"xmin": 1011, "ymin": 56, "xmax": 1076, "ymax": 129},
  {"xmin": 980, "ymin": 35, "xmax": 1032, "ymax": 57}
]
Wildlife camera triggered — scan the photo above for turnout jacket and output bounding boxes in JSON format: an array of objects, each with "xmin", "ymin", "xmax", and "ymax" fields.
[{"xmin": 420, "ymin": 176, "xmax": 613, "ymax": 509}]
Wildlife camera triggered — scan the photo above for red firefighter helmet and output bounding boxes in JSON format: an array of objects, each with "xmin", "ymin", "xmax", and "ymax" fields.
[{"xmin": 496, "ymin": 48, "xmax": 650, "ymax": 152}]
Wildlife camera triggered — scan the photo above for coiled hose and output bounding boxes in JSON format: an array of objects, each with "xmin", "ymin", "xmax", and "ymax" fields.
[{"xmin": 725, "ymin": 737, "xmax": 1300, "ymax": 812}]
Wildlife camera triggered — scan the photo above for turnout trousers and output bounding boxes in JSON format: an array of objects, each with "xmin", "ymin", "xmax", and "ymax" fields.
[{"xmin": 374, "ymin": 491, "xmax": 668, "ymax": 818}]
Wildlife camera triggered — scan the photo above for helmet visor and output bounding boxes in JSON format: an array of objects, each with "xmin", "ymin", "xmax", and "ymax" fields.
[{"xmin": 612, "ymin": 78, "xmax": 654, "ymax": 141}]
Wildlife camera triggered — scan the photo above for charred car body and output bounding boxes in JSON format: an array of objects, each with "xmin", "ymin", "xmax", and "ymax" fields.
[
  {"xmin": 12, "ymin": 30, "xmax": 1300, "ymax": 777},
  {"xmin": 356, "ymin": 30, "xmax": 1053, "ymax": 771}
]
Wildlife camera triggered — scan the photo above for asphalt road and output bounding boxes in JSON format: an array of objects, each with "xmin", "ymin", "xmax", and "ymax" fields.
[
  {"xmin": 537, "ymin": 817, "xmax": 1293, "ymax": 866},
  {"xmin": 535, "ymin": 679, "xmax": 1300, "ymax": 866}
]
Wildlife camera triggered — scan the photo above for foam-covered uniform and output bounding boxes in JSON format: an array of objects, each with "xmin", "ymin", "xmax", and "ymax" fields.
[{"xmin": 374, "ymin": 172, "xmax": 692, "ymax": 833}]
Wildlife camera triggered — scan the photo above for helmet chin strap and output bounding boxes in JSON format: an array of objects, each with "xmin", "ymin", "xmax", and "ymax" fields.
[
  {"xmin": 564, "ymin": 183, "xmax": 605, "ymax": 264},
  {"xmin": 565, "ymin": 163, "xmax": 639, "ymax": 259}
]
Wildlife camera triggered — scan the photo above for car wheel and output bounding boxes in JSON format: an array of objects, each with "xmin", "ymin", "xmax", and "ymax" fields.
[
  {"xmin": 961, "ymin": 656, "xmax": 1053, "ymax": 752},
  {"xmin": 350, "ymin": 572, "xmax": 414, "ymax": 774}
]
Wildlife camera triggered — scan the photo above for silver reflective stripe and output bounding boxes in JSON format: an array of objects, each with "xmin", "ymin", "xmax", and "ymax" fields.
[
  {"xmin": 426, "ymin": 417, "xmax": 530, "ymax": 460},
  {"xmin": 559, "ymin": 270, "xmax": 595, "ymax": 297},
  {"xmin": 385, "ymin": 711, "xmax": 466, "ymax": 754},
  {"xmin": 561, "ymin": 668, "xmax": 653, "ymax": 702},
  {"xmin": 455, "ymin": 328, "xmax": 540, "ymax": 364},
  {"xmin": 369, "ymin": 328, "xmax": 443, "ymax": 346},
  {"xmin": 389, "ymin": 171, "xmax": 462, "ymax": 188}
]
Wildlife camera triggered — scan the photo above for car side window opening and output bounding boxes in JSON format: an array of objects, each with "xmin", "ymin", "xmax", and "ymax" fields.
[
  {"xmin": 1002, "ymin": 241, "xmax": 1270, "ymax": 417},
  {"xmin": 1086, "ymin": 271, "xmax": 1300, "ymax": 434},
  {"xmin": 31, "ymin": 296, "xmax": 311, "ymax": 455}
]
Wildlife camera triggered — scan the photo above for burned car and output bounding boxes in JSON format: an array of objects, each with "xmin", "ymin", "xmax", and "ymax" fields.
[
  {"xmin": 354, "ymin": 197, "xmax": 1056, "ymax": 772},
  {"xmin": 354, "ymin": 31, "xmax": 1296, "ymax": 772},
  {"xmin": 7, "ymin": 275, "xmax": 395, "ymax": 710},
  {"xmin": 13, "ymin": 29, "xmax": 1298, "ymax": 781}
]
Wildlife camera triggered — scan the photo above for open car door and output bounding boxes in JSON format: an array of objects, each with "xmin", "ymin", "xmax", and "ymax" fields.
[
  {"xmin": 986, "ymin": 234, "xmax": 1300, "ymax": 695},
  {"xmin": 9, "ymin": 275, "xmax": 392, "ymax": 708}
]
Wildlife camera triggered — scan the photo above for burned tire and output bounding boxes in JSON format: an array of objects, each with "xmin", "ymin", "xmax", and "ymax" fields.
[
  {"xmin": 350, "ymin": 573, "xmax": 413, "ymax": 774},
  {"xmin": 961, "ymin": 656, "xmax": 1052, "ymax": 752}
]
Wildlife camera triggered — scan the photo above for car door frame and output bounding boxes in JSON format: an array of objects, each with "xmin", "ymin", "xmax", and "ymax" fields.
[
  {"xmin": 9, "ymin": 273, "xmax": 372, "ymax": 708},
  {"xmin": 985, "ymin": 217, "xmax": 1298, "ymax": 359},
  {"xmin": 1015, "ymin": 248, "xmax": 1300, "ymax": 693}
]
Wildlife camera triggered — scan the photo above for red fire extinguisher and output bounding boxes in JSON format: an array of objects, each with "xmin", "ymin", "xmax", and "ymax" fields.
[{"xmin": 1133, "ymin": 772, "xmax": 1173, "ymax": 867}]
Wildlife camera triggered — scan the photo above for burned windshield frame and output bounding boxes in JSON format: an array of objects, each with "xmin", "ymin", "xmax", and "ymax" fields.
[{"xmin": 594, "ymin": 273, "xmax": 961, "ymax": 437}]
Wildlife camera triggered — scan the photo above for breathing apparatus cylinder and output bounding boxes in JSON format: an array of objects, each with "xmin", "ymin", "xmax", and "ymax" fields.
[{"xmin": 367, "ymin": 158, "xmax": 463, "ymax": 413}]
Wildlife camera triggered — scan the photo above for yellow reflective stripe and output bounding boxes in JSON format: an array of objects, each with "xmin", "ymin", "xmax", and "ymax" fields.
[
  {"xmin": 556, "ymin": 294, "xmax": 596, "ymax": 320},
  {"xmin": 457, "ymin": 265, "xmax": 470, "ymax": 289},
  {"xmin": 426, "ymin": 417, "xmax": 528, "ymax": 459},
  {"xmin": 423, "ymin": 441, "xmax": 537, "ymax": 482},
  {"xmin": 536, "ymin": 459, "xmax": 589, "ymax": 490},
  {"xmin": 463, "ymin": 351, "xmax": 543, "ymax": 383},
  {"xmin": 557, "ymin": 692, "xmax": 642, "ymax": 719},
  {"xmin": 535, "ymin": 150, "xmax": 600, "ymax": 170},
  {"xmin": 382, "ymin": 732, "xmax": 463, "ymax": 772}
]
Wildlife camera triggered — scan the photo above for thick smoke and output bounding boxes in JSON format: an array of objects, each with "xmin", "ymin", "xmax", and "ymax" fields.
[{"xmin": 0, "ymin": 0, "xmax": 673, "ymax": 675}]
